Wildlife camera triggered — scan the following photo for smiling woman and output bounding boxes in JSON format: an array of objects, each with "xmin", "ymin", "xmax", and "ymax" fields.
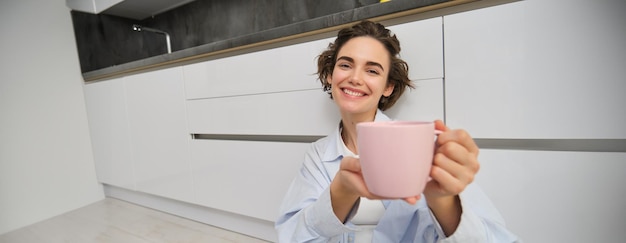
[
  {"xmin": 317, "ymin": 22, "xmax": 413, "ymax": 112},
  {"xmin": 274, "ymin": 20, "xmax": 521, "ymax": 243},
  {"xmin": 329, "ymin": 37, "xmax": 395, "ymax": 122}
]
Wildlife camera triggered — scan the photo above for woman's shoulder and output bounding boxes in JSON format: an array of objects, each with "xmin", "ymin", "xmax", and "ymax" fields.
[
  {"xmin": 308, "ymin": 135, "xmax": 333, "ymax": 155},
  {"xmin": 303, "ymin": 132, "xmax": 341, "ymax": 163}
]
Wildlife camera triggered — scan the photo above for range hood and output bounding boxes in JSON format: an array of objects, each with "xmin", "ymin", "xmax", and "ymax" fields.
[{"xmin": 66, "ymin": 0, "xmax": 196, "ymax": 20}]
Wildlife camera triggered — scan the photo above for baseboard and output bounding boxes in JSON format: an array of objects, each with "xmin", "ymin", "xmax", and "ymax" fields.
[{"xmin": 103, "ymin": 184, "xmax": 277, "ymax": 242}]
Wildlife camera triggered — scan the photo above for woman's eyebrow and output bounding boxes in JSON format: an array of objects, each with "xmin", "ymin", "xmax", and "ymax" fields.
[
  {"xmin": 337, "ymin": 56, "xmax": 384, "ymax": 71},
  {"xmin": 337, "ymin": 56, "xmax": 354, "ymax": 63},
  {"xmin": 366, "ymin": 61, "xmax": 384, "ymax": 71}
]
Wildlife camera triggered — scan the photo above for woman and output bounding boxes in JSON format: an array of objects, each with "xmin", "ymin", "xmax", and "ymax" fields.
[{"xmin": 276, "ymin": 20, "xmax": 520, "ymax": 242}]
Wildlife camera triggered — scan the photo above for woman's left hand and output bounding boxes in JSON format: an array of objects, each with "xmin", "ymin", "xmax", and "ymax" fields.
[
  {"xmin": 422, "ymin": 120, "xmax": 480, "ymax": 235},
  {"xmin": 424, "ymin": 120, "xmax": 480, "ymax": 200}
]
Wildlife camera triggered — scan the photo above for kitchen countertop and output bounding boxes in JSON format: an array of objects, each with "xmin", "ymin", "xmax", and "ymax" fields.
[{"xmin": 82, "ymin": 0, "xmax": 470, "ymax": 82}]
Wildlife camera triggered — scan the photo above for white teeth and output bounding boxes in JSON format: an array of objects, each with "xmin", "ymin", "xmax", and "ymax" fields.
[{"xmin": 342, "ymin": 88, "xmax": 364, "ymax": 97}]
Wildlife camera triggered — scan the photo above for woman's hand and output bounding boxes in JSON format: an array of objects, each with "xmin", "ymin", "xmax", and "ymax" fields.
[
  {"xmin": 330, "ymin": 156, "xmax": 421, "ymax": 222},
  {"xmin": 423, "ymin": 119, "xmax": 481, "ymax": 235},
  {"xmin": 425, "ymin": 120, "xmax": 480, "ymax": 199}
]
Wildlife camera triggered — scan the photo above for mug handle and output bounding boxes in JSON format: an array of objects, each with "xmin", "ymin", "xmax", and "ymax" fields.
[{"xmin": 427, "ymin": 129, "xmax": 444, "ymax": 182}]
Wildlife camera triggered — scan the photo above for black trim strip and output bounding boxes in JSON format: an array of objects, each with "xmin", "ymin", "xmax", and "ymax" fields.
[
  {"xmin": 193, "ymin": 134, "xmax": 323, "ymax": 143},
  {"xmin": 475, "ymin": 139, "xmax": 626, "ymax": 153},
  {"xmin": 192, "ymin": 134, "xmax": 626, "ymax": 152}
]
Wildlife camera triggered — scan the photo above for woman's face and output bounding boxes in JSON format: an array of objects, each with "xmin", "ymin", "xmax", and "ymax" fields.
[{"xmin": 328, "ymin": 36, "xmax": 394, "ymax": 117}]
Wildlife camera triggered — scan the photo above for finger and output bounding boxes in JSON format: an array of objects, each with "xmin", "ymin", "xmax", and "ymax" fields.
[
  {"xmin": 437, "ymin": 129, "xmax": 479, "ymax": 156},
  {"xmin": 434, "ymin": 119, "xmax": 449, "ymax": 132},
  {"xmin": 433, "ymin": 152, "xmax": 477, "ymax": 184},
  {"xmin": 403, "ymin": 195, "xmax": 421, "ymax": 205},
  {"xmin": 338, "ymin": 158, "xmax": 391, "ymax": 199},
  {"xmin": 436, "ymin": 142, "xmax": 480, "ymax": 173},
  {"xmin": 430, "ymin": 165, "xmax": 466, "ymax": 196},
  {"xmin": 339, "ymin": 156, "xmax": 361, "ymax": 172}
]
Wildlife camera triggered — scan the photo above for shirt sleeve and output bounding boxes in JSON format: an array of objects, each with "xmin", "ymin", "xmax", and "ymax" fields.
[
  {"xmin": 275, "ymin": 144, "xmax": 356, "ymax": 242},
  {"xmin": 428, "ymin": 183, "xmax": 522, "ymax": 243},
  {"xmin": 428, "ymin": 199, "xmax": 487, "ymax": 243}
]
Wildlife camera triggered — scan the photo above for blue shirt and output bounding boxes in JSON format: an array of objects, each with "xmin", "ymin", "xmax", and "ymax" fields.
[{"xmin": 276, "ymin": 111, "xmax": 521, "ymax": 242}]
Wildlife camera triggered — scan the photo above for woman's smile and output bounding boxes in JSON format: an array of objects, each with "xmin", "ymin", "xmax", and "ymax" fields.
[{"xmin": 341, "ymin": 87, "xmax": 366, "ymax": 97}]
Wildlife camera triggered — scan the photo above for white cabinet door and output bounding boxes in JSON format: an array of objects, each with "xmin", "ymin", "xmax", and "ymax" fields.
[
  {"xmin": 183, "ymin": 38, "xmax": 330, "ymax": 100},
  {"xmin": 444, "ymin": 0, "xmax": 626, "ymax": 139},
  {"xmin": 83, "ymin": 78, "xmax": 135, "ymax": 190},
  {"xmin": 190, "ymin": 139, "xmax": 308, "ymax": 222},
  {"xmin": 388, "ymin": 17, "xmax": 443, "ymax": 81},
  {"xmin": 124, "ymin": 67, "xmax": 194, "ymax": 202},
  {"xmin": 476, "ymin": 149, "xmax": 626, "ymax": 243},
  {"xmin": 385, "ymin": 78, "xmax": 444, "ymax": 122}
]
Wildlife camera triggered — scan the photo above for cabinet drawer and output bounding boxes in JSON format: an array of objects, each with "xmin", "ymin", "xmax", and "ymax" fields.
[
  {"xmin": 186, "ymin": 89, "xmax": 339, "ymax": 136},
  {"xmin": 190, "ymin": 139, "xmax": 309, "ymax": 222},
  {"xmin": 183, "ymin": 38, "xmax": 331, "ymax": 99}
]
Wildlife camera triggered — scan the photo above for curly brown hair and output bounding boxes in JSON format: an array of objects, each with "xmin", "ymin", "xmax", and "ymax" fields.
[{"xmin": 316, "ymin": 20, "xmax": 414, "ymax": 111}]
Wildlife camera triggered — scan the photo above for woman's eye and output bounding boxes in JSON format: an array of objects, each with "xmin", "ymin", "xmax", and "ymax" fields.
[
  {"xmin": 338, "ymin": 63, "xmax": 350, "ymax": 69},
  {"xmin": 368, "ymin": 69, "xmax": 380, "ymax": 75}
]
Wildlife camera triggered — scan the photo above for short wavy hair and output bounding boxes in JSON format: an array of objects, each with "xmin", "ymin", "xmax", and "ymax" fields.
[{"xmin": 316, "ymin": 20, "xmax": 413, "ymax": 111}]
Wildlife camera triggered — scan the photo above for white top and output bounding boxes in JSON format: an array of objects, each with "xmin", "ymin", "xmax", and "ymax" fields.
[{"xmin": 339, "ymin": 129, "xmax": 385, "ymax": 242}]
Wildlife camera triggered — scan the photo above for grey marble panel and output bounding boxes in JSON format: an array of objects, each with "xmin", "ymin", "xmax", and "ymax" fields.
[{"xmin": 71, "ymin": 0, "xmax": 449, "ymax": 79}]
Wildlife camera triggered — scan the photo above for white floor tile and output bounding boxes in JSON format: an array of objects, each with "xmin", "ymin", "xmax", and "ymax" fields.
[{"xmin": 0, "ymin": 198, "xmax": 269, "ymax": 243}]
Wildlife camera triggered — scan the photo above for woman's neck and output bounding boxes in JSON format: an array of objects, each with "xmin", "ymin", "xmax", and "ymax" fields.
[{"xmin": 340, "ymin": 110, "xmax": 377, "ymax": 154}]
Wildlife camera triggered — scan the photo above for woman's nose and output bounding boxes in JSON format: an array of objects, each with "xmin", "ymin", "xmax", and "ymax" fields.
[{"xmin": 349, "ymin": 70, "xmax": 363, "ymax": 85}]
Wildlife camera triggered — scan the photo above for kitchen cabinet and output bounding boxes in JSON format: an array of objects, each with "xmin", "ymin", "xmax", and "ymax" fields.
[
  {"xmin": 84, "ymin": 78, "xmax": 135, "ymax": 189},
  {"xmin": 124, "ymin": 67, "xmax": 194, "ymax": 203},
  {"xmin": 84, "ymin": 66, "xmax": 193, "ymax": 202},
  {"xmin": 475, "ymin": 149, "xmax": 626, "ymax": 243},
  {"xmin": 85, "ymin": 13, "xmax": 448, "ymax": 241},
  {"xmin": 443, "ymin": 1, "xmax": 626, "ymax": 139}
]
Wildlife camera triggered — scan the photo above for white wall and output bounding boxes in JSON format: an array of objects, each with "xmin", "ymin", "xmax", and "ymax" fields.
[{"xmin": 0, "ymin": 0, "xmax": 104, "ymax": 235}]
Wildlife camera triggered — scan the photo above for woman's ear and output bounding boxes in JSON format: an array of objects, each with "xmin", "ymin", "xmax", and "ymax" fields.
[{"xmin": 383, "ymin": 83, "xmax": 394, "ymax": 97}]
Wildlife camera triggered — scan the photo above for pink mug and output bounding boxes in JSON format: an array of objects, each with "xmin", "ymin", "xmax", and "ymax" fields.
[{"xmin": 356, "ymin": 121, "xmax": 441, "ymax": 198}]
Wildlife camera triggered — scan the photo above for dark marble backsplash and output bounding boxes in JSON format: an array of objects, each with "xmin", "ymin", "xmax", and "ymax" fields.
[{"xmin": 71, "ymin": 0, "xmax": 381, "ymax": 73}]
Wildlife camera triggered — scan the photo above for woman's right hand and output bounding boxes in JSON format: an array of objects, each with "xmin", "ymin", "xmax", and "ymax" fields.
[{"xmin": 330, "ymin": 156, "xmax": 421, "ymax": 222}]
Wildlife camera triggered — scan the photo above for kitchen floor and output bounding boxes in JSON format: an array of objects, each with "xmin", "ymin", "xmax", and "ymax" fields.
[{"xmin": 0, "ymin": 198, "xmax": 270, "ymax": 243}]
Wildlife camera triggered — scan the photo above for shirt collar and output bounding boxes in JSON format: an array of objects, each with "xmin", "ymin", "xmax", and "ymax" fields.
[{"xmin": 321, "ymin": 110, "xmax": 391, "ymax": 162}]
